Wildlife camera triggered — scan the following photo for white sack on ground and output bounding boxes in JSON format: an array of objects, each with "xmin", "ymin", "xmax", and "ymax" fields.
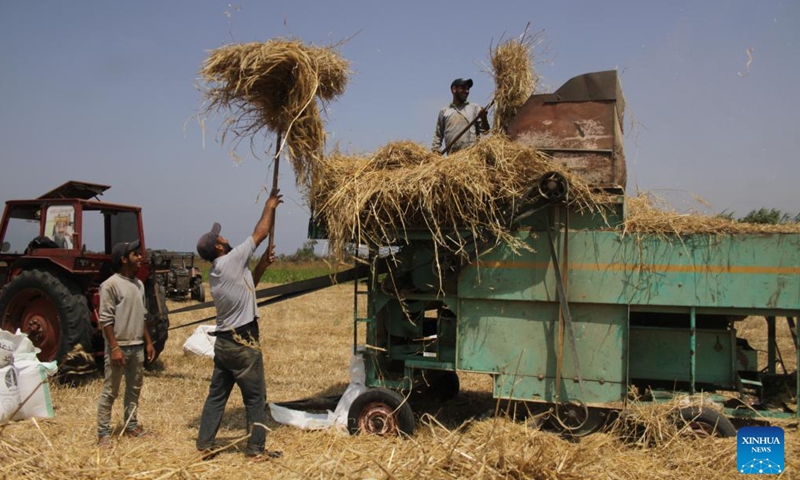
[
  {"xmin": 0, "ymin": 365, "xmax": 20, "ymax": 422},
  {"xmin": 269, "ymin": 403, "xmax": 331, "ymax": 430},
  {"xmin": 0, "ymin": 331, "xmax": 57, "ymax": 422},
  {"xmin": 0, "ymin": 330, "xmax": 23, "ymax": 367},
  {"xmin": 183, "ymin": 325, "xmax": 216, "ymax": 358},
  {"xmin": 269, "ymin": 354, "xmax": 367, "ymax": 432},
  {"xmin": 13, "ymin": 357, "xmax": 57, "ymax": 420}
]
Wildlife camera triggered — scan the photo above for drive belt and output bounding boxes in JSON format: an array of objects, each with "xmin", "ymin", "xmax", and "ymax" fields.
[{"xmin": 167, "ymin": 264, "xmax": 369, "ymax": 330}]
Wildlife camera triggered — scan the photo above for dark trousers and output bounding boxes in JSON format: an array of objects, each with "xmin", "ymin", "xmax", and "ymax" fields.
[{"xmin": 196, "ymin": 328, "xmax": 267, "ymax": 455}]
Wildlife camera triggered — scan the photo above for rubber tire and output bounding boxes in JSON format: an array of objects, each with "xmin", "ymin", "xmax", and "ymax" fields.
[
  {"xmin": 676, "ymin": 407, "xmax": 737, "ymax": 438},
  {"xmin": 0, "ymin": 269, "xmax": 93, "ymax": 370},
  {"xmin": 347, "ymin": 388, "xmax": 415, "ymax": 436},
  {"xmin": 548, "ymin": 403, "xmax": 609, "ymax": 437},
  {"xmin": 191, "ymin": 282, "xmax": 205, "ymax": 303},
  {"xmin": 144, "ymin": 278, "xmax": 169, "ymax": 369}
]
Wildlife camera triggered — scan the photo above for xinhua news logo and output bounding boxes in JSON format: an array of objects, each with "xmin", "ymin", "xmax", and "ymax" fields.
[{"xmin": 737, "ymin": 426, "xmax": 784, "ymax": 475}]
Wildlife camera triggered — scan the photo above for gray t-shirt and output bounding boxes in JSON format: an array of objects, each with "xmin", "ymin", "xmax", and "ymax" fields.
[
  {"xmin": 98, "ymin": 273, "xmax": 146, "ymax": 346},
  {"xmin": 432, "ymin": 102, "xmax": 486, "ymax": 153},
  {"xmin": 209, "ymin": 236, "xmax": 258, "ymax": 332}
]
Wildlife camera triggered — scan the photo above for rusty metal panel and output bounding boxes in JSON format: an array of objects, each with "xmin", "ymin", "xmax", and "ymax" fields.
[
  {"xmin": 548, "ymin": 152, "xmax": 618, "ymax": 186},
  {"xmin": 511, "ymin": 101, "xmax": 617, "ymax": 150},
  {"xmin": 508, "ymin": 71, "xmax": 626, "ymax": 189}
]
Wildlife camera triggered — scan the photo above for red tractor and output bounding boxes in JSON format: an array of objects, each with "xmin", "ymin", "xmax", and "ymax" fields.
[{"xmin": 0, "ymin": 181, "xmax": 170, "ymax": 381}]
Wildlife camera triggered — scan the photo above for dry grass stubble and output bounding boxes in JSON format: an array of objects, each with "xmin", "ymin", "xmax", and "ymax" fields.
[{"xmin": 1, "ymin": 283, "xmax": 798, "ymax": 479}]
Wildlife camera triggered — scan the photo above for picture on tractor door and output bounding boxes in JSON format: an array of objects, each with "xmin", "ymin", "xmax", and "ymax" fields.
[{"xmin": 46, "ymin": 206, "xmax": 75, "ymax": 249}]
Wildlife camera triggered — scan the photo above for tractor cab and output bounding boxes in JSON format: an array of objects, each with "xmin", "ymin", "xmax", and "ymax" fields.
[{"xmin": 0, "ymin": 180, "xmax": 169, "ymax": 379}]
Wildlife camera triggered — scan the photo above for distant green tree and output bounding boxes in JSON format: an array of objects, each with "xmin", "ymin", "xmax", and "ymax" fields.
[{"xmin": 285, "ymin": 240, "xmax": 319, "ymax": 262}]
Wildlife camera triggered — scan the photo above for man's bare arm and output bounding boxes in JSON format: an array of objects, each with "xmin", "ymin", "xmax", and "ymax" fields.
[
  {"xmin": 251, "ymin": 189, "xmax": 282, "ymax": 282},
  {"xmin": 251, "ymin": 189, "xmax": 282, "ymax": 248},
  {"xmin": 252, "ymin": 243, "xmax": 276, "ymax": 284}
]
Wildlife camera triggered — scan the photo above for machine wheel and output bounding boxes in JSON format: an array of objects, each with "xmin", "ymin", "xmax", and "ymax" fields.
[
  {"xmin": 425, "ymin": 371, "xmax": 460, "ymax": 402},
  {"xmin": 144, "ymin": 279, "xmax": 169, "ymax": 370},
  {"xmin": 548, "ymin": 402, "xmax": 608, "ymax": 437},
  {"xmin": 0, "ymin": 269, "xmax": 94, "ymax": 375},
  {"xmin": 191, "ymin": 282, "xmax": 205, "ymax": 303},
  {"xmin": 347, "ymin": 388, "xmax": 415, "ymax": 436},
  {"xmin": 675, "ymin": 407, "xmax": 737, "ymax": 438},
  {"xmin": 537, "ymin": 171, "xmax": 568, "ymax": 202}
]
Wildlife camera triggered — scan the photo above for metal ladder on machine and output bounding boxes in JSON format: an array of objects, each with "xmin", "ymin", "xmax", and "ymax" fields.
[{"xmin": 352, "ymin": 258, "xmax": 374, "ymax": 357}]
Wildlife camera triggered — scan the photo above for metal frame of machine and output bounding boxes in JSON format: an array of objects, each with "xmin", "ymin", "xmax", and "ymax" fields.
[{"xmin": 341, "ymin": 71, "xmax": 799, "ymax": 436}]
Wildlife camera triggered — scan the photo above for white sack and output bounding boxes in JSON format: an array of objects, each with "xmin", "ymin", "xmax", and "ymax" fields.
[
  {"xmin": 269, "ymin": 354, "xmax": 368, "ymax": 432},
  {"xmin": 0, "ymin": 330, "xmax": 23, "ymax": 368},
  {"xmin": 0, "ymin": 365, "xmax": 20, "ymax": 422},
  {"xmin": 329, "ymin": 382, "xmax": 368, "ymax": 430},
  {"xmin": 269, "ymin": 403, "xmax": 331, "ymax": 430},
  {"xmin": 183, "ymin": 325, "xmax": 216, "ymax": 358},
  {"xmin": 348, "ymin": 352, "xmax": 366, "ymax": 385},
  {"xmin": 13, "ymin": 358, "xmax": 57, "ymax": 420}
]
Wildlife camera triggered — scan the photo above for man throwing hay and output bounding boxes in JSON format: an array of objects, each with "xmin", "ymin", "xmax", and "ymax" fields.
[{"xmin": 195, "ymin": 188, "xmax": 283, "ymax": 462}]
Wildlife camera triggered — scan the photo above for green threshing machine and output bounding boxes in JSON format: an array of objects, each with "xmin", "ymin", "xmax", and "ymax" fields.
[{"xmin": 312, "ymin": 71, "xmax": 800, "ymax": 437}]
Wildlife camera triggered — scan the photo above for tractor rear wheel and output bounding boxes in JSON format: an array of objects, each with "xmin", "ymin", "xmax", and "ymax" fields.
[
  {"xmin": 347, "ymin": 388, "xmax": 415, "ymax": 436},
  {"xmin": 0, "ymin": 269, "xmax": 94, "ymax": 378}
]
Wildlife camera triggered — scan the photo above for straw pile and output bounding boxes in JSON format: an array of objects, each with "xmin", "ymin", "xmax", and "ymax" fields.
[
  {"xmin": 200, "ymin": 39, "xmax": 350, "ymax": 194},
  {"xmin": 312, "ymin": 135, "xmax": 604, "ymax": 259},
  {"xmin": 2, "ymin": 284, "xmax": 798, "ymax": 479},
  {"xmin": 489, "ymin": 30, "xmax": 541, "ymax": 131},
  {"xmin": 623, "ymin": 192, "xmax": 800, "ymax": 236}
]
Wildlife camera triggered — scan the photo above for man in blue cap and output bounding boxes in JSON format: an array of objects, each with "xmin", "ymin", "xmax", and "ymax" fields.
[{"xmin": 432, "ymin": 78, "xmax": 490, "ymax": 154}]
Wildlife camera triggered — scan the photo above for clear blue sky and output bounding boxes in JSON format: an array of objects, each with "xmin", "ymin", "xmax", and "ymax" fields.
[{"xmin": 1, "ymin": 1, "xmax": 798, "ymax": 255}]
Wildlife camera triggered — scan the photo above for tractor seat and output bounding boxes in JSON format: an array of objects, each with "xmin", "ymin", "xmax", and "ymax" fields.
[{"xmin": 25, "ymin": 235, "xmax": 59, "ymax": 254}]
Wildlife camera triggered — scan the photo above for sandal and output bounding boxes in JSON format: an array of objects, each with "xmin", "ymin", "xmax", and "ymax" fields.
[{"xmin": 124, "ymin": 426, "xmax": 149, "ymax": 438}]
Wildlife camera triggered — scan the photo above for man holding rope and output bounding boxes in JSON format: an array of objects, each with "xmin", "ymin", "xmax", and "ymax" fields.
[{"xmin": 194, "ymin": 188, "xmax": 283, "ymax": 462}]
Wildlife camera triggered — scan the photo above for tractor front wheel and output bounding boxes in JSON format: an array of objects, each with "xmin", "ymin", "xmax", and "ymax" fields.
[
  {"xmin": 191, "ymin": 282, "xmax": 205, "ymax": 303},
  {"xmin": 347, "ymin": 388, "xmax": 415, "ymax": 436},
  {"xmin": 0, "ymin": 269, "xmax": 94, "ymax": 378},
  {"xmin": 144, "ymin": 278, "xmax": 169, "ymax": 370}
]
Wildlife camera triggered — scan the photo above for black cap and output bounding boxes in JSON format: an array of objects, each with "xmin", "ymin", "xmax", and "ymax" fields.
[
  {"xmin": 451, "ymin": 78, "xmax": 473, "ymax": 89},
  {"xmin": 111, "ymin": 239, "xmax": 140, "ymax": 269},
  {"xmin": 196, "ymin": 222, "xmax": 222, "ymax": 262}
]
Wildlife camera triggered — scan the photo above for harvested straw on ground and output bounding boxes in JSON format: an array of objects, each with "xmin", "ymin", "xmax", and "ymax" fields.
[
  {"xmin": 2, "ymin": 291, "xmax": 797, "ymax": 479},
  {"xmin": 490, "ymin": 31, "xmax": 540, "ymax": 131},
  {"xmin": 199, "ymin": 39, "xmax": 349, "ymax": 194},
  {"xmin": 312, "ymin": 135, "xmax": 602, "ymax": 259}
]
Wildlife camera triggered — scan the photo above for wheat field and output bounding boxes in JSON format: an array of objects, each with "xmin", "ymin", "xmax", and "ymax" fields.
[{"xmin": 1, "ymin": 282, "xmax": 797, "ymax": 479}]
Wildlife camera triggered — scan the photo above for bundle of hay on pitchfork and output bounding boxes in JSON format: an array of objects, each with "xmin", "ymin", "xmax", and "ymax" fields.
[{"xmin": 199, "ymin": 38, "xmax": 350, "ymax": 269}]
